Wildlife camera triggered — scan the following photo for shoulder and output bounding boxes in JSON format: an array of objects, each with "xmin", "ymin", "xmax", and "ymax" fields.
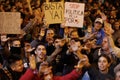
[{"xmin": 53, "ymin": 76, "xmax": 61, "ymax": 80}]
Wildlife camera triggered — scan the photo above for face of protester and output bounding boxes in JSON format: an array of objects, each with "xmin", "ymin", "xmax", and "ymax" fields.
[
  {"xmin": 35, "ymin": 0, "xmax": 40, "ymax": 7},
  {"xmin": 12, "ymin": 40, "xmax": 21, "ymax": 47},
  {"xmin": 43, "ymin": 67, "xmax": 53, "ymax": 80},
  {"xmin": 12, "ymin": 60, "xmax": 24, "ymax": 72},
  {"xmin": 10, "ymin": 40, "xmax": 21, "ymax": 54},
  {"xmin": 35, "ymin": 45, "xmax": 46, "ymax": 62},
  {"xmin": 46, "ymin": 37, "xmax": 54, "ymax": 45},
  {"xmin": 114, "ymin": 22, "xmax": 120, "ymax": 30},
  {"xmin": 115, "ymin": 71, "xmax": 120, "ymax": 80},
  {"xmin": 98, "ymin": 56, "xmax": 110, "ymax": 73},
  {"xmin": 24, "ymin": 42, "xmax": 31, "ymax": 58},
  {"xmin": 102, "ymin": 37, "xmax": 109, "ymax": 51},
  {"xmin": 39, "ymin": 27, "xmax": 46, "ymax": 37},
  {"xmin": 94, "ymin": 22, "xmax": 102, "ymax": 31},
  {"xmin": 11, "ymin": 6, "xmax": 17, "ymax": 12},
  {"xmin": 117, "ymin": 38, "xmax": 120, "ymax": 45},
  {"xmin": 70, "ymin": 31, "xmax": 79, "ymax": 39},
  {"xmin": 46, "ymin": 29, "xmax": 54, "ymax": 38},
  {"xmin": 110, "ymin": 10, "xmax": 116, "ymax": 18},
  {"xmin": 109, "ymin": 18, "xmax": 115, "ymax": 24},
  {"xmin": 54, "ymin": 39, "xmax": 64, "ymax": 48}
]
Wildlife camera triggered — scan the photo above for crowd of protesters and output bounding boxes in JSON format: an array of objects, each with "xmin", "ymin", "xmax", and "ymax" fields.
[{"xmin": 0, "ymin": 0, "xmax": 120, "ymax": 80}]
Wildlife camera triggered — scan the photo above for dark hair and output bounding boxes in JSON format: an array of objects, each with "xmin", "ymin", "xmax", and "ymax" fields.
[
  {"xmin": 113, "ymin": 21, "xmax": 120, "ymax": 30},
  {"xmin": 11, "ymin": 38, "xmax": 21, "ymax": 43},
  {"xmin": 53, "ymin": 35, "xmax": 63, "ymax": 41},
  {"xmin": 71, "ymin": 38, "xmax": 81, "ymax": 42},
  {"xmin": 115, "ymin": 37, "xmax": 120, "ymax": 47},
  {"xmin": 7, "ymin": 54, "xmax": 22, "ymax": 66},
  {"xmin": 10, "ymin": 38, "xmax": 22, "ymax": 48},
  {"xmin": 69, "ymin": 30, "xmax": 78, "ymax": 36},
  {"xmin": 97, "ymin": 54, "xmax": 111, "ymax": 63},
  {"xmin": 46, "ymin": 28, "xmax": 55, "ymax": 33},
  {"xmin": 35, "ymin": 42, "xmax": 46, "ymax": 51}
]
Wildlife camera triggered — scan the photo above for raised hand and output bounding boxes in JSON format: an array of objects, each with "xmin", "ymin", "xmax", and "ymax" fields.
[
  {"xmin": 26, "ymin": 0, "xmax": 31, "ymax": 3},
  {"xmin": 100, "ymin": 12, "xmax": 107, "ymax": 21},
  {"xmin": 29, "ymin": 55, "xmax": 36, "ymax": 70},
  {"xmin": 74, "ymin": 59, "xmax": 85, "ymax": 69},
  {"xmin": 104, "ymin": 22, "xmax": 114, "ymax": 36},
  {"xmin": 75, "ymin": 55, "xmax": 90, "ymax": 71},
  {"xmin": 24, "ymin": 44, "xmax": 35, "ymax": 53},
  {"xmin": 0, "ymin": 34, "xmax": 9, "ymax": 42}
]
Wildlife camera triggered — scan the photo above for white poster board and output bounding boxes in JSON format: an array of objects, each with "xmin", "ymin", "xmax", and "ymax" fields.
[
  {"xmin": 64, "ymin": 2, "xmax": 85, "ymax": 28},
  {"xmin": 0, "ymin": 12, "xmax": 21, "ymax": 34},
  {"xmin": 43, "ymin": 2, "xmax": 64, "ymax": 24}
]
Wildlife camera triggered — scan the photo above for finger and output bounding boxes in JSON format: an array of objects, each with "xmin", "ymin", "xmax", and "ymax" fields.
[
  {"xmin": 41, "ymin": 61, "xmax": 48, "ymax": 66},
  {"xmin": 27, "ymin": 47, "xmax": 35, "ymax": 52},
  {"xmin": 29, "ymin": 55, "xmax": 35, "ymax": 62},
  {"xmin": 29, "ymin": 55, "xmax": 36, "ymax": 69},
  {"xmin": 74, "ymin": 64, "xmax": 83, "ymax": 69}
]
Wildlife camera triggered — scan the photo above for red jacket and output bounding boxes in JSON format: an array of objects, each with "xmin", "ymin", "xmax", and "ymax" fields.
[{"xmin": 20, "ymin": 69, "xmax": 82, "ymax": 80}]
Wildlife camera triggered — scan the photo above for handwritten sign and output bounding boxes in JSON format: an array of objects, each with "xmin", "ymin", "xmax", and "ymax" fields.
[
  {"xmin": 0, "ymin": 12, "xmax": 21, "ymax": 34},
  {"xmin": 43, "ymin": 2, "xmax": 64, "ymax": 24},
  {"xmin": 64, "ymin": 2, "xmax": 85, "ymax": 28}
]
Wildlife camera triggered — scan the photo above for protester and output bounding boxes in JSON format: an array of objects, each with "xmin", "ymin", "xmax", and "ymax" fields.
[
  {"xmin": 112, "ymin": 21, "xmax": 120, "ymax": 42},
  {"xmin": 93, "ymin": 36, "xmax": 119, "ymax": 66},
  {"xmin": 114, "ymin": 64, "xmax": 120, "ymax": 80},
  {"xmin": 0, "ymin": 54, "xmax": 25, "ymax": 80},
  {"xmin": 88, "ymin": 54, "xmax": 114, "ymax": 80},
  {"xmin": 20, "ymin": 55, "xmax": 89, "ymax": 80},
  {"xmin": 115, "ymin": 70, "xmax": 120, "ymax": 80},
  {"xmin": 45, "ymin": 28, "xmax": 55, "ymax": 56}
]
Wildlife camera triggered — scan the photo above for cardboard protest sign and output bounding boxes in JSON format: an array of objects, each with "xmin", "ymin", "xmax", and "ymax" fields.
[
  {"xmin": 0, "ymin": 12, "xmax": 21, "ymax": 34},
  {"xmin": 64, "ymin": 2, "xmax": 85, "ymax": 28},
  {"xmin": 43, "ymin": 2, "xmax": 64, "ymax": 24}
]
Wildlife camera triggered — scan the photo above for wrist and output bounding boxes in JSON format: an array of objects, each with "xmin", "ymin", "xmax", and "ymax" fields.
[{"xmin": 76, "ymin": 68, "xmax": 82, "ymax": 73}]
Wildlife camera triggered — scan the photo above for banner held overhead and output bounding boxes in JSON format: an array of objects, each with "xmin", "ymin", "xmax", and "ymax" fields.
[
  {"xmin": 0, "ymin": 12, "xmax": 21, "ymax": 34},
  {"xmin": 64, "ymin": 2, "xmax": 85, "ymax": 28},
  {"xmin": 43, "ymin": 2, "xmax": 64, "ymax": 24}
]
